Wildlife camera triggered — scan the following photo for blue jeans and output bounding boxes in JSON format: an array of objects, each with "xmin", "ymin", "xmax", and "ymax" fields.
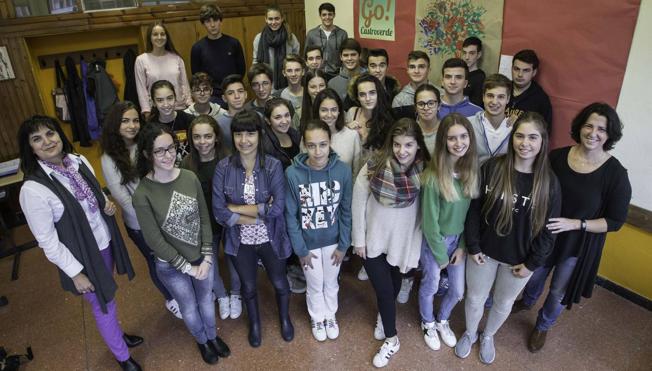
[
  {"xmin": 124, "ymin": 225, "xmax": 172, "ymax": 301},
  {"xmin": 418, "ymin": 236, "xmax": 465, "ymax": 323},
  {"xmin": 521, "ymin": 257, "xmax": 578, "ymax": 331},
  {"xmin": 156, "ymin": 259, "xmax": 216, "ymax": 343}
]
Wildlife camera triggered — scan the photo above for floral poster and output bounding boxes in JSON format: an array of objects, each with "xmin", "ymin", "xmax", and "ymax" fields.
[{"xmin": 415, "ymin": 0, "xmax": 504, "ymax": 83}]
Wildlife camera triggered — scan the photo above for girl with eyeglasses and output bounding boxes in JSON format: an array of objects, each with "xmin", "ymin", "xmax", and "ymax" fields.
[
  {"xmin": 100, "ymin": 101, "xmax": 182, "ymax": 320},
  {"xmin": 133, "ymin": 123, "xmax": 230, "ymax": 365},
  {"xmin": 414, "ymin": 84, "xmax": 441, "ymax": 155}
]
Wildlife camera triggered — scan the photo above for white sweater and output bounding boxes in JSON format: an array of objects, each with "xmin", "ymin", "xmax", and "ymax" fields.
[
  {"xmin": 100, "ymin": 145, "xmax": 140, "ymax": 230},
  {"xmin": 351, "ymin": 164, "xmax": 423, "ymax": 273},
  {"xmin": 331, "ymin": 127, "xmax": 362, "ymax": 178}
]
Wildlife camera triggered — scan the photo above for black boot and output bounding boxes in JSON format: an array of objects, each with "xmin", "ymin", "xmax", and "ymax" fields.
[
  {"xmin": 122, "ymin": 334, "xmax": 144, "ymax": 348},
  {"xmin": 276, "ymin": 292, "xmax": 294, "ymax": 342},
  {"xmin": 208, "ymin": 336, "xmax": 231, "ymax": 357},
  {"xmin": 244, "ymin": 296, "xmax": 262, "ymax": 347},
  {"xmin": 117, "ymin": 357, "xmax": 142, "ymax": 371},
  {"xmin": 197, "ymin": 342, "xmax": 219, "ymax": 364}
]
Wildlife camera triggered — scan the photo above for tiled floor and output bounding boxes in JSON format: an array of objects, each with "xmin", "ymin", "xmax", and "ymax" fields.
[{"xmin": 1, "ymin": 222, "xmax": 650, "ymax": 370}]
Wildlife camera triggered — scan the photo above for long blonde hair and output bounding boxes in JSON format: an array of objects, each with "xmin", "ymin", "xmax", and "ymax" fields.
[
  {"xmin": 423, "ymin": 113, "xmax": 479, "ymax": 201},
  {"xmin": 482, "ymin": 112, "xmax": 553, "ymax": 237}
]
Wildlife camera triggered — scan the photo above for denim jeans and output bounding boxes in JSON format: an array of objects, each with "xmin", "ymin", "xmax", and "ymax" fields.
[
  {"xmin": 521, "ymin": 257, "xmax": 578, "ymax": 331},
  {"xmin": 465, "ymin": 255, "xmax": 532, "ymax": 337},
  {"xmin": 213, "ymin": 234, "xmax": 241, "ymax": 297},
  {"xmin": 228, "ymin": 242, "xmax": 289, "ymax": 304},
  {"xmin": 363, "ymin": 254, "xmax": 402, "ymax": 338},
  {"xmin": 124, "ymin": 225, "xmax": 172, "ymax": 301},
  {"xmin": 418, "ymin": 236, "xmax": 465, "ymax": 323},
  {"xmin": 155, "ymin": 259, "xmax": 216, "ymax": 343}
]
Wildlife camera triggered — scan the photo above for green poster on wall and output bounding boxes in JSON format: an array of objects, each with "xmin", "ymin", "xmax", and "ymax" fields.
[{"xmin": 359, "ymin": 0, "xmax": 396, "ymax": 41}]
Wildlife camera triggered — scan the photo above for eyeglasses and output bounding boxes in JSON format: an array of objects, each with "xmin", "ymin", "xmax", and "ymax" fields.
[
  {"xmin": 416, "ymin": 100, "xmax": 438, "ymax": 110},
  {"xmin": 152, "ymin": 144, "xmax": 177, "ymax": 158},
  {"xmin": 191, "ymin": 88, "xmax": 212, "ymax": 95},
  {"xmin": 251, "ymin": 81, "xmax": 271, "ymax": 89}
]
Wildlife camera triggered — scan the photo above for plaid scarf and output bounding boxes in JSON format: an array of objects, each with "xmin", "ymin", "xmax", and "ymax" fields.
[
  {"xmin": 41, "ymin": 156, "xmax": 100, "ymax": 214},
  {"xmin": 369, "ymin": 158, "xmax": 423, "ymax": 208}
]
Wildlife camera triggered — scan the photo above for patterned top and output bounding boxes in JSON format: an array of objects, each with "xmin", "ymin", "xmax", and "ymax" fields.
[{"xmin": 239, "ymin": 174, "xmax": 270, "ymax": 245}]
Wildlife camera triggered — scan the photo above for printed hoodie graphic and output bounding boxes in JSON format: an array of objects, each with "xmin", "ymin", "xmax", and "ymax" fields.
[{"xmin": 285, "ymin": 152, "xmax": 352, "ymax": 257}]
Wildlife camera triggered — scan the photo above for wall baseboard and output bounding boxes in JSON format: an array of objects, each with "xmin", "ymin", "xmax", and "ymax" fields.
[{"xmin": 595, "ymin": 276, "xmax": 652, "ymax": 311}]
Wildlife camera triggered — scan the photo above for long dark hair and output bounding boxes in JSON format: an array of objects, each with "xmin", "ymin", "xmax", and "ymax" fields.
[
  {"xmin": 148, "ymin": 80, "xmax": 176, "ymax": 124},
  {"xmin": 352, "ymin": 73, "xmax": 394, "ymax": 150},
  {"xmin": 311, "ymin": 88, "xmax": 345, "ymax": 134},
  {"xmin": 300, "ymin": 69, "xmax": 328, "ymax": 126},
  {"xmin": 101, "ymin": 101, "xmax": 141, "ymax": 185},
  {"xmin": 136, "ymin": 123, "xmax": 177, "ymax": 178},
  {"xmin": 145, "ymin": 21, "xmax": 179, "ymax": 55},
  {"xmin": 368, "ymin": 118, "xmax": 430, "ymax": 179},
  {"xmin": 184, "ymin": 114, "xmax": 230, "ymax": 173},
  {"xmin": 18, "ymin": 115, "xmax": 74, "ymax": 176},
  {"xmin": 231, "ymin": 110, "xmax": 267, "ymax": 169},
  {"xmin": 482, "ymin": 112, "xmax": 553, "ymax": 237}
]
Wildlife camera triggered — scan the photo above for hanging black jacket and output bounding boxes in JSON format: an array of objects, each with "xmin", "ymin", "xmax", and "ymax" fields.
[
  {"xmin": 87, "ymin": 59, "xmax": 118, "ymax": 127},
  {"xmin": 123, "ymin": 49, "xmax": 139, "ymax": 110},
  {"xmin": 64, "ymin": 56, "xmax": 91, "ymax": 146}
]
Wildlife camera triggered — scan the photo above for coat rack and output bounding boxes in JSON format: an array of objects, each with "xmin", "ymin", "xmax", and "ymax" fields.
[{"xmin": 37, "ymin": 44, "xmax": 138, "ymax": 69}]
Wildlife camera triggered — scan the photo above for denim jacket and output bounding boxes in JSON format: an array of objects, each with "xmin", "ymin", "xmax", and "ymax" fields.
[{"xmin": 212, "ymin": 154, "xmax": 291, "ymax": 259}]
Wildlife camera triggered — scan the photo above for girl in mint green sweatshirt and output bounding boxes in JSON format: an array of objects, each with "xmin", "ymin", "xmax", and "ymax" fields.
[{"xmin": 419, "ymin": 113, "xmax": 479, "ymax": 351}]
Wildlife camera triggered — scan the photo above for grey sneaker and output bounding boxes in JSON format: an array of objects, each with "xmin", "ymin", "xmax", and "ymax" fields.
[
  {"xmin": 479, "ymin": 334, "xmax": 495, "ymax": 364},
  {"xmin": 287, "ymin": 273, "xmax": 307, "ymax": 294},
  {"xmin": 454, "ymin": 331, "xmax": 477, "ymax": 359}
]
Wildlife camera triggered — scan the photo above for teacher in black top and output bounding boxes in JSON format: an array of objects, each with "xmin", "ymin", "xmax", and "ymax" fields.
[{"xmin": 513, "ymin": 102, "xmax": 632, "ymax": 352}]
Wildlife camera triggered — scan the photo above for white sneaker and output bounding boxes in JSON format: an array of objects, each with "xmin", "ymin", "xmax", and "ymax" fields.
[
  {"xmin": 217, "ymin": 296, "xmax": 230, "ymax": 320},
  {"xmin": 311, "ymin": 319, "xmax": 327, "ymax": 341},
  {"xmin": 421, "ymin": 321, "xmax": 441, "ymax": 350},
  {"xmin": 373, "ymin": 337, "xmax": 400, "ymax": 368},
  {"xmin": 229, "ymin": 294, "xmax": 242, "ymax": 319},
  {"xmin": 435, "ymin": 320, "xmax": 457, "ymax": 347},
  {"xmin": 357, "ymin": 266, "xmax": 369, "ymax": 281},
  {"xmin": 396, "ymin": 278, "xmax": 413, "ymax": 304},
  {"xmin": 165, "ymin": 299, "xmax": 182, "ymax": 319},
  {"xmin": 325, "ymin": 317, "xmax": 340, "ymax": 339},
  {"xmin": 374, "ymin": 313, "xmax": 386, "ymax": 340}
]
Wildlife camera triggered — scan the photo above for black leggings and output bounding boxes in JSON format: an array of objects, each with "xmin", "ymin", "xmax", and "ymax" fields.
[
  {"xmin": 363, "ymin": 254, "xmax": 402, "ymax": 338},
  {"xmin": 229, "ymin": 243, "xmax": 289, "ymax": 302}
]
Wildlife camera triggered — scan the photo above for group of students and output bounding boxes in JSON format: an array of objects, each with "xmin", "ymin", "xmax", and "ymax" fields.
[{"xmin": 16, "ymin": 2, "xmax": 633, "ymax": 371}]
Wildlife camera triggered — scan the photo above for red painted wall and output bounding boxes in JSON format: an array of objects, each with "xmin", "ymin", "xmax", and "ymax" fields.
[{"xmin": 500, "ymin": 0, "xmax": 640, "ymax": 148}]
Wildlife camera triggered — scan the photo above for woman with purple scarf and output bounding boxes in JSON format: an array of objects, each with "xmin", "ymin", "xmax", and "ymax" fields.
[
  {"xmin": 352, "ymin": 118, "xmax": 431, "ymax": 368},
  {"xmin": 18, "ymin": 116, "xmax": 142, "ymax": 371}
]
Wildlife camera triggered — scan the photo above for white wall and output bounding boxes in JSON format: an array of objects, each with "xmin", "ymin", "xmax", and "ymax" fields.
[
  {"xmin": 304, "ymin": 0, "xmax": 354, "ymax": 35},
  {"xmin": 614, "ymin": 0, "xmax": 652, "ymax": 211}
]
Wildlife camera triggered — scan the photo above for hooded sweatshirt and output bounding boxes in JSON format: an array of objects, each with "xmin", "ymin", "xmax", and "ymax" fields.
[
  {"xmin": 506, "ymin": 80, "xmax": 553, "ymax": 132},
  {"xmin": 285, "ymin": 152, "xmax": 353, "ymax": 257}
]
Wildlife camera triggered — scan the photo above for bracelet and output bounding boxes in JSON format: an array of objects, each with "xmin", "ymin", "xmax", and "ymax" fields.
[
  {"xmin": 580, "ymin": 219, "xmax": 587, "ymax": 231},
  {"xmin": 205, "ymin": 260, "xmax": 213, "ymax": 265}
]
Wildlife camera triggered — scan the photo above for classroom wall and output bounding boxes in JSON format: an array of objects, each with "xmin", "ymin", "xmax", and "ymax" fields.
[{"xmin": 599, "ymin": 0, "xmax": 652, "ymax": 300}]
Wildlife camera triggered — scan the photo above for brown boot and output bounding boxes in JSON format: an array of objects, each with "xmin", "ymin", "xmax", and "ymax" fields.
[
  {"xmin": 511, "ymin": 299, "xmax": 533, "ymax": 314},
  {"xmin": 528, "ymin": 328, "xmax": 547, "ymax": 353}
]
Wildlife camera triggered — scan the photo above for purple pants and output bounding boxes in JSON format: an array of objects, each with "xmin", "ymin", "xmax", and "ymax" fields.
[{"xmin": 82, "ymin": 247, "xmax": 130, "ymax": 362}]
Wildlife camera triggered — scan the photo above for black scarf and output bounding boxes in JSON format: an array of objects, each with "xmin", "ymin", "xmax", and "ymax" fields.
[
  {"xmin": 257, "ymin": 25, "xmax": 288, "ymax": 90},
  {"xmin": 27, "ymin": 160, "xmax": 135, "ymax": 313}
]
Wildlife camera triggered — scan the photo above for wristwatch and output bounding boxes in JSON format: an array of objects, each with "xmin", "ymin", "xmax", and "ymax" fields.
[{"xmin": 580, "ymin": 219, "xmax": 587, "ymax": 231}]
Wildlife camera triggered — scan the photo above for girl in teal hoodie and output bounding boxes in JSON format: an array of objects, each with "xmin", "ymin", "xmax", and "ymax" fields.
[
  {"xmin": 285, "ymin": 119, "xmax": 353, "ymax": 342},
  {"xmin": 419, "ymin": 113, "xmax": 479, "ymax": 352}
]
